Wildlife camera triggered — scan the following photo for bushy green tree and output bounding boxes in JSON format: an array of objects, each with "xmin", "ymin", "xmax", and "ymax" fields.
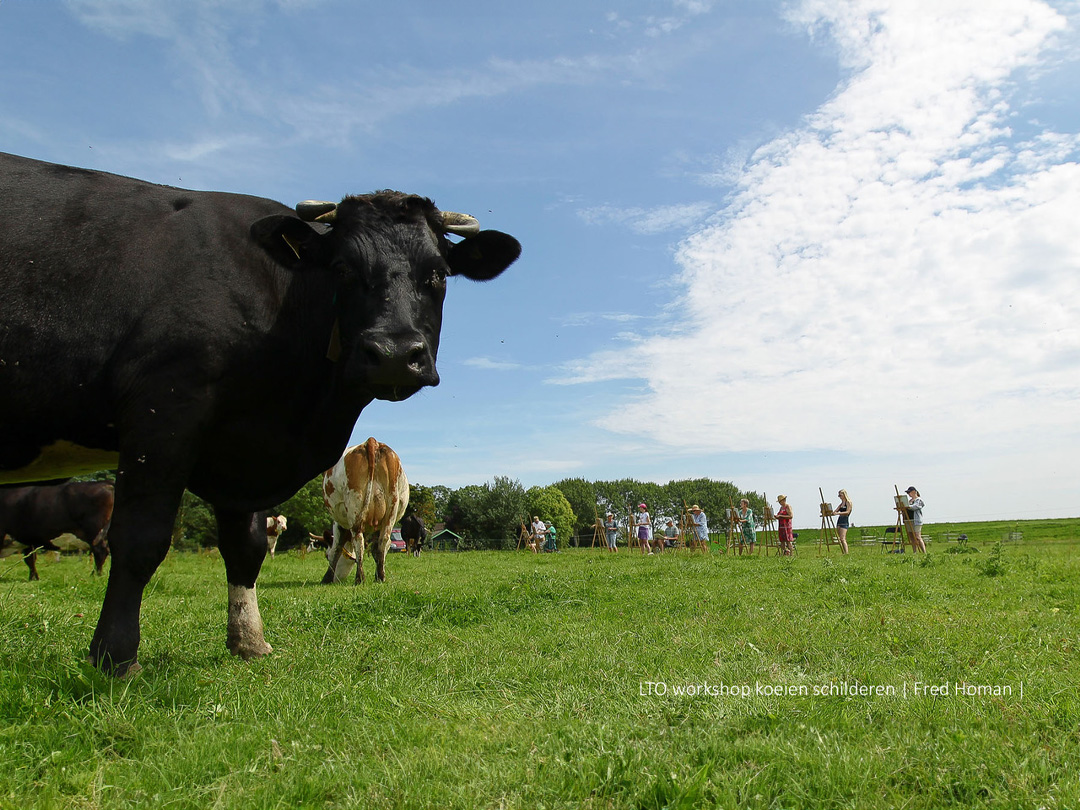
[
  {"xmin": 552, "ymin": 477, "xmax": 598, "ymax": 538},
  {"xmin": 443, "ymin": 477, "xmax": 526, "ymax": 549},
  {"xmin": 526, "ymin": 485, "xmax": 576, "ymax": 548},
  {"xmin": 408, "ymin": 483, "xmax": 437, "ymax": 527}
]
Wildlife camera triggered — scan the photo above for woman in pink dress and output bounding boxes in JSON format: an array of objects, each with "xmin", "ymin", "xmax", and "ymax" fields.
[{"xmin": 776, "ymin": 495, "xmax": 794, "ymax": 556}]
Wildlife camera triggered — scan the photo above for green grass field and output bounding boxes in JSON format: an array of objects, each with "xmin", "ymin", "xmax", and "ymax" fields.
[{"xmin": 2, "ymin": 520, "xmax": 1079, "ymax": 809}]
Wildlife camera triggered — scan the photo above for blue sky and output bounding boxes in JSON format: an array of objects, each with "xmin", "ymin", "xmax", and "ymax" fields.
[{"xmin": 2, "ymin": 0, "xmax": 1078, "ymax": 527}]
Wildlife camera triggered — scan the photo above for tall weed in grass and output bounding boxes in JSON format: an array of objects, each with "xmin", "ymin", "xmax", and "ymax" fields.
[{"xmin": 1, "ymin": 528, "xmax": 1079, "ymax": 809}]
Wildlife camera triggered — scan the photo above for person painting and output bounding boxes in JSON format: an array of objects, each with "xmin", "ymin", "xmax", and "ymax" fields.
[
  {"xmin": 776, "ymin": 495, "xmax": 794, "ymax": 556},
  {"xmin": 905, "ymin": 486, "xmax": 926, "ymax": 553},
  {"xmin": 636, "ymin": 503, "xmax": 652, "ymax": 555},
  {"xmin": 737, "ymin": 498, "xmax": 757, "ymax": 553},
  {"xmin": 834, "ymin": 489, "xmax": 852, "ymax": 555},
  {"xmin": 603, "ymin": 512, "xmax": 618, "ymax": 552},
  {"xmin": 530, "ymin": 516, "xmax": 545, "ymax": 554},
  {"xmin": 689, "ymin": 504, "xmax": 709, "ymax": 550},
  {"xmin": 544, "ymin": 521, "xmax": 558, "ymax": 553},
  {"xmin": 661, "ymin": 518, "xmax": 678, "ymax": 552}
]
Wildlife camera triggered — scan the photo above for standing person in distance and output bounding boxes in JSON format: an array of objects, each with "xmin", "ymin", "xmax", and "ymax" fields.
[
  {"xmin": 905, "ymin": 487, "xmax": 926, "ymax": 553},
  {"xmin": 776, "ymin": 495, "xmax": 795, "ymax": 556},
  {"xmin": 603, "ymin": 512, "xmax": 618, "ymax": 553},
  {"xmin": 737, "ymin": 498, "xmax": 757, "ymax": 553},
  {"xmin": 834, "ymin": 489, "xmax": 852, "ymax": 555},
  {"xmin": 636, "ymin": 503, "xmax": 652, "ymax": 555},
  {"xmin": 530, "ymin": 516, "xmax": 545, "ymax": 554},
  {"xmin": 689, "ymin": 504, "xmax": 710, "ymax": 550}
]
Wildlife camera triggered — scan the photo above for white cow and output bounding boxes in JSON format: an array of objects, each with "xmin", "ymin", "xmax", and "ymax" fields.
[
  {"xmin": 321, "ymin": 438, "xmax": 409, "ymax": 584},
  {"xmin": 265, "ymin": 514, "xmax": 287, "ymax": 558}
]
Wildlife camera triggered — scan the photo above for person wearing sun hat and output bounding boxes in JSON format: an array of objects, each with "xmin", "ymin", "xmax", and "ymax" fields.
[
  {"xmin": 689, "ymin": 504, "xmax": 709, "ymax": 549},
  {"xmin": 776, "ymin": 495, "xmax": 794, "ymax": 555},
  {"xmin": 905, "ymin": 487, "xmax": 926, "ymax": 553},
  {"xmin": 603, "ymin": 512, "xmax": 618, "ymax": 552},
  {"xmin": 636, "ymin": 503, "xmax": 652, "ymax": 555}
]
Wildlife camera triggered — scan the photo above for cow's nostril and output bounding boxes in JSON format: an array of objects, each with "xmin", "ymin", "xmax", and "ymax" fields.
[{"xmin": 405, "ymin": 342, "xmax": 427, "ymax": 369}]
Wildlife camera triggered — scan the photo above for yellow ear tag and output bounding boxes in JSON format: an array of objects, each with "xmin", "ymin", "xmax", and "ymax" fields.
[{"xmin": 282, "ymin": 233, "xmax": 302, "ymax": 260}]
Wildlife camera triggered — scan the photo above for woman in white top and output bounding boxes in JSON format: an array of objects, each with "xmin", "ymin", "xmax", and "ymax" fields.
[{"xmin": 635, "ymin": 503, "xmax": 652, "ymax": 555}]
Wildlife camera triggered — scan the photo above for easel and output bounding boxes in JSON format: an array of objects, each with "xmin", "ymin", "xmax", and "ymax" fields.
[
  {"xmin": 760, "ymin": 495, "xmax": 780, "ymax": 556},
  {"xmin": 679, "ymin": 501, "xmax": 702, "ymax": 552},
  {"xmin": 817, "ymin": 487, "xmax": 842, "ymax": 554},
  {"xmin": 890, "ymin": 485, "xmax": 918, "ymax": 553},
  {"xmin": 726, "ymin": 502, "xmax": 745, "ymax": 555},
  {"xmin": 517, "ymin": 520, "xmax": 535, "ymax": 552},
  {"xmin": 625, "ymin": 503, "xmax": 639, "ymax": 552},
  {"xmin": 590, "ymin": 508, "xmax": 609, "ymax": 550}
]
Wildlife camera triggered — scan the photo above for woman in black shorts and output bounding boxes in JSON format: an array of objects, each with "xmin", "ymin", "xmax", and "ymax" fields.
[{"xmin": 834, "ymin": 489, "xmax": 852, "ymax": 554}]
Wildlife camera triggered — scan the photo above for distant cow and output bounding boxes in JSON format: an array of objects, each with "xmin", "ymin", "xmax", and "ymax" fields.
[
  {"xmin": 322, "ymin": 438, "xmax": 409, "ymax": 584},
  {"xmin": 265, "ymin": 514, "xmax": 288, "ymax": 558},
  {"xmin": 400, "ymin": 513, "xmax": 427, "ymax": 557},
  {"xmin": 0, "ymin": 152, "xmax": 519, "ymax": 675},
  {"xmin": 0, "ymin": 482, "xmax": 114, "ymax": 580}
]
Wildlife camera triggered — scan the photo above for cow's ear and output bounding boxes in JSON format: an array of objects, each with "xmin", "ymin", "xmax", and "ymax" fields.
[
  {"xmin": 447, "ymin": 230, "xmax": 521, "ymax": 281},
  {"xmin": 250, "ymin": 215, "xmax": 322, "ymax": 268}
]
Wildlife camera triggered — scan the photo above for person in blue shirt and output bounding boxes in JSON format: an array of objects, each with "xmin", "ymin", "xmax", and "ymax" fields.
[
  {"xmin": 689, "ymin": 504, "xmax": 709, "ymax": 549},
  {"xmin": 905, "ymin": 487, "xmax": 926, "ymax": 553}
]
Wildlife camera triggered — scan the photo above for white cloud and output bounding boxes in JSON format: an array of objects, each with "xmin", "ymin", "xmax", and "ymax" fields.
[
  {"xmin": 578, "ymin": 201, "xmax": 715, "ymax": 234},
  {"xmin": 568, "ymin": 0, "xmax": 1080, "ymax": 460},
  {"xmin": 463, "ymin": 357, "xmax": 522, "ymax": 371}
]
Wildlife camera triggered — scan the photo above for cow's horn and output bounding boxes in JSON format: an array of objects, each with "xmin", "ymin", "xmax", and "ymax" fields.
[
  {"xmin": 296, "ymin": 200, "xmax": 338, "ymax": 223},
  {"xmin": 442, "ymin": 211, "xmax": 480, "ymax": 237}
]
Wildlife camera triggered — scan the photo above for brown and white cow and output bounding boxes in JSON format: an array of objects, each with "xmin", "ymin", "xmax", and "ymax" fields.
[
  {"xmin": 0, "ymin": 482, "xmax": 114, "ymax": 579},
  {"xmin": 321, "ymin": 438, "xmax": 409, "ymax": 584},
  {"xmin": 265, "ymin": 514, "xmax": 288, "ymax": 558}
]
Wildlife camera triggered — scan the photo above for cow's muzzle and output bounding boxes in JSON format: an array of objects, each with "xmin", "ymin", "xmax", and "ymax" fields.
[{"xmin": 358, "ymin": 334, "xmax": 440, "ymax": 397}]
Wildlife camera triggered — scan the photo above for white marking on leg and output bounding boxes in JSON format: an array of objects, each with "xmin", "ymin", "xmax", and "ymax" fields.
[{"xmin": 227, "ymin": 583, "xmax": 272, "ymax": 659}]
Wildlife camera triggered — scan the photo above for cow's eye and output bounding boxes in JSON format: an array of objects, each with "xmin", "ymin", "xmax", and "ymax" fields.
[{"xmin": 428, "ymin": 266, "xmax": 448, "ymax": 291}]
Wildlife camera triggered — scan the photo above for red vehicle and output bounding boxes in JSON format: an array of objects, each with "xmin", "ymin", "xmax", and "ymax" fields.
[{"xmin": 388, "ymin": 529, "xmax": 407, "ymax": 553}]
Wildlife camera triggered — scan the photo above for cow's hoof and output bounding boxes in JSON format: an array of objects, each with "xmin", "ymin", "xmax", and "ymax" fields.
[
  {"xmin": 228, "ymin": 639, "xmax": 273, "ymax": 660},
  {"xmin": 86, "ymin": 654, "xmax": 141, "ymax": 678}
]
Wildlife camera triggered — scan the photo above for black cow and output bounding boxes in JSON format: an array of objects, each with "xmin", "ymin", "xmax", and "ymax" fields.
[
  {"xmin": 0, "ymin": 482, "xmax": 114, "ymax": 579},
  {"xmin": 0, "ymin": 152, "xmax": 520, "ymax": 675},
  {"xmin": 400, "ymin": 513, "xmax": 427, "ymax": 557}
]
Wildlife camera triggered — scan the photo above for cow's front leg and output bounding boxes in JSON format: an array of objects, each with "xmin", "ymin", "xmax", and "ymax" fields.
[
  {"xmin": 24, "ymin": 547, "xmax": 40, "ymax": 581},
  {"xmin": 89, "ymin": 488, "xmax": 180, "ymax": 676},
  {"xmin": 216, "ymin": 507, "xmax": 272, "ymax": 660}
]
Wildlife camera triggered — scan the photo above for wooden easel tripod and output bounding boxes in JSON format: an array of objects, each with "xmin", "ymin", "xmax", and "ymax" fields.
[
  {"xmin": 889, "ymin": 485, "xmax": 919, "ymax": 553},
  {"xmin": 517, "ymin": 519, "xmax": 535, "ymax": 552},
  {"xmin": 726, "ymin": 501, "xmax": 746, "ymax": 555},
  {"xmin": 679, "ymin": 501, "xmax": 702, "ymax": 552},
  {"xmin": 590, "ymin": 508, "xmax": 610, "ymax": 550},
  {"xmin": 817, "ymin": 487, "xmax": 842, "ymax": 554},
  {"xmin": 760, "ymin": 494, "xmax": 780, "ymax": 556}
]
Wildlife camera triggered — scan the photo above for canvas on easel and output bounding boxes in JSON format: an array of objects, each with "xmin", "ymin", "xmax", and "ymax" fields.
[{"xmin": 817, "ymin": 487, "xmax": 842, "ymax": 554}]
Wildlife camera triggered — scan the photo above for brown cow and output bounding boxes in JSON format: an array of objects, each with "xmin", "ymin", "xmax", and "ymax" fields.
[
  {"xmin": 0, "ymin": 482, "xmax": 114, "ymax": 579},
  {"xmin": 265, "ymin": 514, "xmax": 287, "ymax": 558},
  {"xmin": 321, "ymin": 438, "xmax": 409, "ymax": 584}
]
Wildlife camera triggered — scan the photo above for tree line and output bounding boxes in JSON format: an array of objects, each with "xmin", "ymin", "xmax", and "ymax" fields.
[{"xmin": 165, "ymin": 475, "xmax": 768, "ymax": 552}]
